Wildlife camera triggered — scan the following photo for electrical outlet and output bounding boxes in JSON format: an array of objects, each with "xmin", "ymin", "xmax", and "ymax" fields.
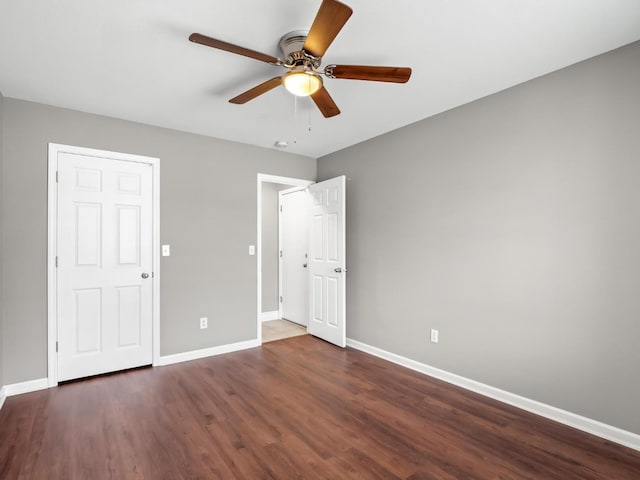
[
  {"xmin": 430, "ymin": 328, "xmax": 439, "ymax": 344},
  {"xmin": 200, "ymin": 317, "xmax": 208, "ymax": 329}
]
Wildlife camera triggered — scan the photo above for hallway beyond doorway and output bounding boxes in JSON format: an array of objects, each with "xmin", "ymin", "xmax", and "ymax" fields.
[{"xmin": 262, "ymin": 319, "xmax": 307, "ymax": 343}]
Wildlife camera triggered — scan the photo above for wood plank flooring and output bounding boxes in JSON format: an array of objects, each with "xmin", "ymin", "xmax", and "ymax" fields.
[{"xmin": 1, "ymin": 335, "xmax": 639, "ymax": 479}]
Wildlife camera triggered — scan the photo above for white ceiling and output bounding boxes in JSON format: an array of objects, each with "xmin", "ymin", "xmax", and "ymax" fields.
[{"xmin": 1, "ymin": 1, "xmax": 640, "ymax": 159}]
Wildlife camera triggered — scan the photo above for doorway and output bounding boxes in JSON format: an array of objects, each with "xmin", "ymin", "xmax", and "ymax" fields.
[
  {"xmin": 257, "ymin": 174, "xmax": 347, "ymax": 347},
  {"xmin": 257, "ymin": 174, "xmax": 313, "ymax": 344}
]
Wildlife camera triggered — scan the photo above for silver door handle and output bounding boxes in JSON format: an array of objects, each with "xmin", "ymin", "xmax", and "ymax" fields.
[
  {"xmin": 303, "ymin": 263, "xmax": 308, "ymax": 268},
  {"xmin": 334, "ymin": 267, "xmax": 347, "ymax": 273},
  {"xmin": 141, "ymin": 272, "xmax": 149, "ymax": 279}
]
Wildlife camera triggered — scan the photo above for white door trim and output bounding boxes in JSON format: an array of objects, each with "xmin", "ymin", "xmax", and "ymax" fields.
[
  {"xmin": 257, "ymin": 174, "xmax": 314, "ymax": 344},
  {"xmin": 47, "ymin": 143, "xmax": 161, "ymax": 387}
]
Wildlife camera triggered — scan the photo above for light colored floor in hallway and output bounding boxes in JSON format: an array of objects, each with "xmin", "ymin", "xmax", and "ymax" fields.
[{"xmin": 263, "ymin": 319, "xmax": 307, "ymax": 343}]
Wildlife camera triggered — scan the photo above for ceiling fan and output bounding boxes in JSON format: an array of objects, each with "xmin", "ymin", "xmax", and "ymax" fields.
[{"xmin": 189, "ymin": 0, "xmax": 412, "ymax": 118}]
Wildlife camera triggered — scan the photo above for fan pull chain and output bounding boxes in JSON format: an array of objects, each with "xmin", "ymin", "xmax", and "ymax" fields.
[{"xmin": 293, "ymin": 95, "xmax": 298, "ymax": 144}]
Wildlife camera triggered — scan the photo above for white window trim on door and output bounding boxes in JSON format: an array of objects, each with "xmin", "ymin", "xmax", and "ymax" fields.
[
  {"xmin": 256, "ymin": 174, "xmax": 314, "ymax": 345},
  {"xmin": 47, "ymin": 143, "xmax": 161, "ymax": 387}
]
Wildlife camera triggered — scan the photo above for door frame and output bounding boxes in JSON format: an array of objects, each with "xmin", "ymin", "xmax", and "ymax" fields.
[
  {"xmin": 256, "ymin": 174, "xmax": 313, "ymax": 344},
  {"xmin": 47, "ymin": 143, "xmax": 161, "ymax": 387}
]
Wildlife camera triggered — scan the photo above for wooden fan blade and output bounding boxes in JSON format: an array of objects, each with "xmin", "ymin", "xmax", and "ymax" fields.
[
  {"xmin": 311, "ymin": 86, "xmax": 341, "ymax": 118},
  {"xmin": 229, "ymin": 77, "xmax": 282, "ymax": 104},
  {"xmin": 303, "ymin": 0, "xmax": 353, "ymax": 59},
  {"xmin": 327, "ymin": 65, "xmax": 412, "ymax": 83},
  {"xmin": 189, "ymin": 33, "xmax": 281, "ymax": 65}
]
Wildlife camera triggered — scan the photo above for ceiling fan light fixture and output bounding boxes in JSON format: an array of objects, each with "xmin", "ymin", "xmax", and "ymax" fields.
[{"xmin": 283, "ymin": 69, "xmax": 322, "ymax": 97}]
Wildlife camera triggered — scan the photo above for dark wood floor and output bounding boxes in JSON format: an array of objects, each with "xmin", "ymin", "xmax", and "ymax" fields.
[{"xmin": 1, "ymin": 335, "xmax": 639, "ymax": 479}]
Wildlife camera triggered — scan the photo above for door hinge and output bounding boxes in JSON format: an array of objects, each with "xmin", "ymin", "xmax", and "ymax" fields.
[
  {"xmin": 55, "ymin": 171, "xmax": 59, "ymax": 183},
  {"xmin": 280, "ymin": 205, "xmax": 282, "ymax": 212},
  {"xmin": 55, "ymin": 256, "xmax": 58, "ymax": 267},
  {"xmin": 279, "ymin": 250, "xmax": 283, "ymax": 258},
  {"xmin": 152, "ymin": 272, "xmax": 155, "ymax": 278},
  {"xmin": 280, "ymin": 296, "xmax": 283, "ymax": 303},
  {"xmin": 56, "ymin": 341, "xmax": 58, "ymax": 353}
]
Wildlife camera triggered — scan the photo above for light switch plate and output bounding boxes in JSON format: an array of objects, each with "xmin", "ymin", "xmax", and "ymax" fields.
[
  {"xmin": 162, "ymin": 245, "xmax": 170, "ymax": 256},
  {"xmin": 249, "ymin": 245, "xmax": 256, "ymax": 255}
]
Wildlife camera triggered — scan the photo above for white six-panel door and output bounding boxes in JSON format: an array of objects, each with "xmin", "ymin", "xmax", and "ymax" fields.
[
  {"xmin": 307, "ymin": 176, "xmax": 346, "ymax": 347},
  {"xmin": 57, "ymin": 152, "xmax": 153, "ymax": 381}
]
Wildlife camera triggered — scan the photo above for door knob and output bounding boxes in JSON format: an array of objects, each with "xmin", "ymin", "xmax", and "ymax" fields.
[
  {"xmin": 303, "ymin": 263, "xmax": 308, "ymax": 268},
  {"xmin": 334, "ymin": 267, "xmax": 347, "ymax": 273},
  {"xmin": 141, "ymin": 272, "xmax": 150, "ymax": 279}
]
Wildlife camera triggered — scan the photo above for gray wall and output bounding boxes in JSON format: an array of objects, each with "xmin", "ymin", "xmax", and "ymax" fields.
[
  {"xmin": 1, "ymin": 99, "xmax": 315, "ymax": 384},
  {"xmin": 0, "ymin": 90, "xmax": 4, "ymax": 389},
  {"xmin": 317, "ymin": 41, "xmax": 640, "ymax": 435},
  {"xmin": 261, "ymin": 182, "xmax": 289, "ymax": 313}
]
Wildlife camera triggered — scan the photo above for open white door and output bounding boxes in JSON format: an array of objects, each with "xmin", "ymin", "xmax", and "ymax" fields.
[{"xmin": 307, "ymin": 176, "xmax": 346, "ymax": 347}]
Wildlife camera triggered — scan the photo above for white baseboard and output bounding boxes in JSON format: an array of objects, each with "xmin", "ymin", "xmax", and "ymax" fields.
[
  {"xmin": 260, "ymin": 311, "xmax": 280, "ymax": 322},
  {"xmin": 0, "ymin": 340, "xmax": 261, "ymax": 403},
  {"xmin": 155, "ymin": 339, "xmax": 261, "ymax": 367},
  {"xmin": 346, "ymin": 338, "xmax": 640, "ymax": 452},
  {"xmin": 3, "ymin": 377, "xmax": 50, "ymax": 397}
]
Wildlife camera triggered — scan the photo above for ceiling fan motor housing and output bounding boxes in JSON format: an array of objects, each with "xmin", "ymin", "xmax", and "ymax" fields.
[{"xmin": 279, "ymin": 30, "xmax": 321, "ymax": 68}]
